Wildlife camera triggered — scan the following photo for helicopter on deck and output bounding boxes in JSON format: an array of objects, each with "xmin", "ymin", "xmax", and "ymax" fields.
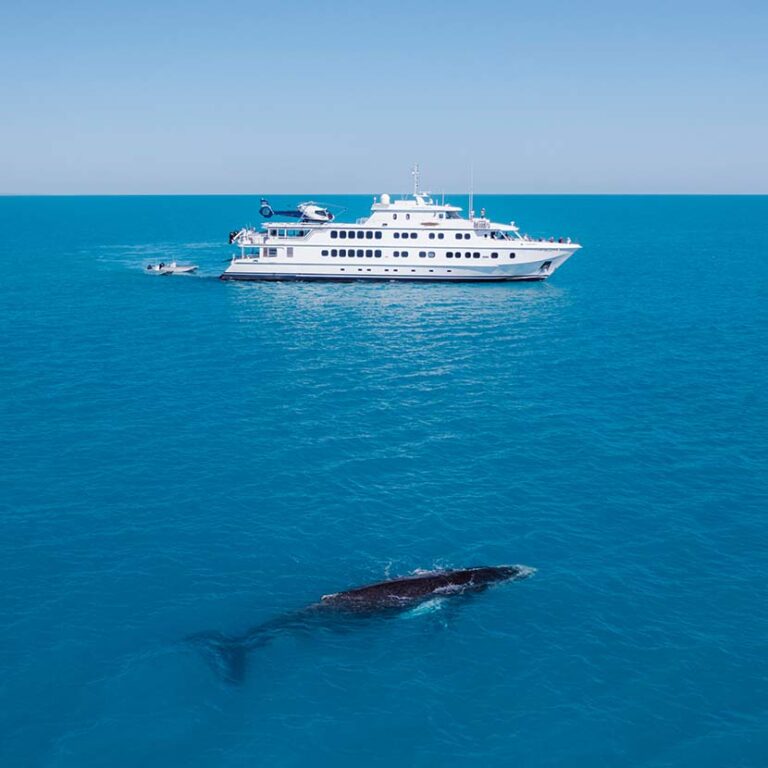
[{"xmin": 258, "ymin": 198, "xmax": 334, "ymax": 223}]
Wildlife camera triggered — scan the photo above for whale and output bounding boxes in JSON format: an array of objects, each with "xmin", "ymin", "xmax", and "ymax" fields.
[{"xmin": 187, "ymin": 565, "xmax": 533, "ymax": 683}]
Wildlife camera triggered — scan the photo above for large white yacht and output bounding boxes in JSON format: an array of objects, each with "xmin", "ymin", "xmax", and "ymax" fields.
[{"xmin": 221, "ymin": 168, "xmax": 580, "ymax": 282}]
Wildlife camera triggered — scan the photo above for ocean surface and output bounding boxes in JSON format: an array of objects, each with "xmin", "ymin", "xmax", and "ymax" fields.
[{"xmin": 1, "ymin": 194, "xmax": 766, "ymax": 767}]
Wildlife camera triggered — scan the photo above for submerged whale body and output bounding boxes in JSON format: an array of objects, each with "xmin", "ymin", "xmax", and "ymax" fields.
[{"xmin": 187, "ymin": 565, "xmax": 533, "ymax": 683}]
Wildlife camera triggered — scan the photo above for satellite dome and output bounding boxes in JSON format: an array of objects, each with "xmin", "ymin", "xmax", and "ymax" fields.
[{"xmin": 380, "ymin": 193, "xmax": 391, "ymax": 205}]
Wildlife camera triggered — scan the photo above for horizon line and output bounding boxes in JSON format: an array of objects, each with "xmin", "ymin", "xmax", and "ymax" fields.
[{"xmin": 1, "ymin": 192, "xmax": 767, "ymax": 198}]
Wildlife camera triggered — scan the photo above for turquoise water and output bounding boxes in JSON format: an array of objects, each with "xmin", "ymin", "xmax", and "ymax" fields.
[{"xmin": 1, "ymin": 195, "xmax": 766, "ymax": 767}]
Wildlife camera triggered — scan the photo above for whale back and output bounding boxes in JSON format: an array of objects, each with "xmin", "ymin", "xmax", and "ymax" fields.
[{"xmin": 320, "ymin": 566, "xmax": 521, "ymax": 611}]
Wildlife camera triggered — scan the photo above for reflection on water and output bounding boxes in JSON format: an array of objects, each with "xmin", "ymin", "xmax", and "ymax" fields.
[{"xmin": 225, "ymin": 279, "xmax": 570, "ymax": 340}]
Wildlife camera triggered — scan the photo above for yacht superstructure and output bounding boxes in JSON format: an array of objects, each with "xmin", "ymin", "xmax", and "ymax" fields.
[{"xmin": 221, "ymin": 169, "xmax": 580, "ymax": 283}]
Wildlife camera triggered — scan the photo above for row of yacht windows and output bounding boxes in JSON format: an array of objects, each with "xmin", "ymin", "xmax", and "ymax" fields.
[
  {"xmin": 267, "ymin": 229, "xmax": 310, "ymax": 237},
  {"xmin": 267, "ymin": 228, "xmax": 518, "ymax": 242},
  {"xmin": 446, "ymin": 252, "xmax": 515, "ymax": 259},
  {"xmin": 395, "ymin": 232, "xmax": 448, "ymax": 240},
  {"xmin": 330, "ymin": 230, "xmax": 383, "ymax": 240},
  {"xmin": 336, "ymin": 268, "xmax": 456, "ymax": 274},
  {"xmin": 327, "ymin": 230, "xmax": 474, "ymax": 240},
  {"xmin": 318, "ymin": 249, "xmax": 516, "ymax": 259},
  {"xmin": 321, "ymin": 249, "xmax": 384, "ymax": 258}
]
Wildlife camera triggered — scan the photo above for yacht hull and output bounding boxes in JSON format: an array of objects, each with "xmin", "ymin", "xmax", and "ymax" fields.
[{"xmin": 220, "ymin": 252, "xmax": 576, "ymax": 283}]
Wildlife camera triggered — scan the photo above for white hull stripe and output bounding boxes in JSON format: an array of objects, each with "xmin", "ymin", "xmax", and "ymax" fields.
[{"xmin": 220, "ymin": 272, "xmax": 547, "ymax": 283}]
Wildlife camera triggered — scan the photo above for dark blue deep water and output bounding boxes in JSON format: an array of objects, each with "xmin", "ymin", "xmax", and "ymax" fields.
[{"xmin": 1, "ymin": 195, "xmax": 766, "ymax": 767}]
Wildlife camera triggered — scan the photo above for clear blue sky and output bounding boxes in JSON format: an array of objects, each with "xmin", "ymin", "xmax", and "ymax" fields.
[{"xmin": 1, "ymin": 0, "xmax": 766, "ymax": 193}]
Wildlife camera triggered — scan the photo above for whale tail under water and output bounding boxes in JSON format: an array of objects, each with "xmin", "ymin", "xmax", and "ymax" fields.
[{"xmin": 186, "ymin": 631, "xmax": 252, "ymax": 684}]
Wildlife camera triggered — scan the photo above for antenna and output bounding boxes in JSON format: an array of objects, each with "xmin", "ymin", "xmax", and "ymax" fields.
[
  {"xmin": 412, "ymin": 163, "xmax": 420, "ymax": 196},
  {"xmin": 468, "ymin": 163, "xmax": 474, "ymax": 220}
]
